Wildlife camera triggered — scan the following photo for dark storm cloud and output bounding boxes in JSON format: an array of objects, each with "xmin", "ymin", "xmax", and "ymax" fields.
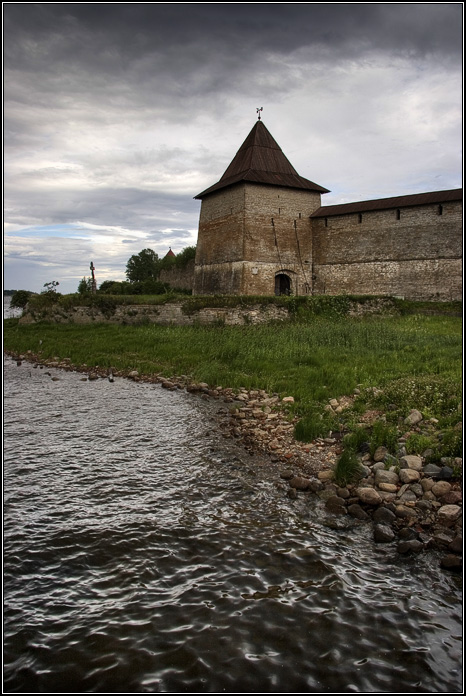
[
  {"xmin": 3, "ymin": 3, "xmax": 462, "ymax": 293},
  {"xmin": 4, "ymin": 4, "xmax": 462, "ymax": 68}
]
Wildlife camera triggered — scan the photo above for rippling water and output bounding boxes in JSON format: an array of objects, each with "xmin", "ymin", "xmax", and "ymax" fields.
[{"xmin": 3, "ymin": 355, "xmax": 462, "ymax": 693}]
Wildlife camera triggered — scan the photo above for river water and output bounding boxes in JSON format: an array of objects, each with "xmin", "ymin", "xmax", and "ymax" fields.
[{"xmin": 3, "ymin": 351, "xmax": 463, "ymax": 693}]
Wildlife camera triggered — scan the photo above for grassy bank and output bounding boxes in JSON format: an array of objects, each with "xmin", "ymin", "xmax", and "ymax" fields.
[{"xmin": 4, "ymin": 312, "xmax": 462, "ymax": 452}]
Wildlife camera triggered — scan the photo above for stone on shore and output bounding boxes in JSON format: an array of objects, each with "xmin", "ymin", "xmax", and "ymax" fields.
[
  {"xmin": 374, "ymin": 524, "xmax": 396, "ymax": 543},
  {"xmin": 399, "ymin": 468, "xmax": 420, "ymax": 484},
  {"xmin": 374, "ymin": 469, "xmax": 399, "ymax": 486},
  {"xmin": 356, "ymin": 487, "xmax": 382, "ymax": 505},
  {"xmin": 404, "ymin": 409, "xmax": 423, "ymax": 426},
  {"xmin": 400, "ymin": 455, "xmax": 423, "ymax": 471},
  {"xmin": 437, "ymin": 505, "xmax": 461, "ymax": 527}
]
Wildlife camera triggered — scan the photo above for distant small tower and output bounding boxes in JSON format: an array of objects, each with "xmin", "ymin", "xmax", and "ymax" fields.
[
  {"xmin": 165, "ymin": 247, "xmax": 176, "ymax": 258},
  {"xmin": 193, "ymin": 120, "xmax": 329, "ymax": 296}
]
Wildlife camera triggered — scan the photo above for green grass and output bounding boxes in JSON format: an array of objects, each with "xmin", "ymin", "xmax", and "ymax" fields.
[{"xmin": 4, "ymin": 312, "xmax": 462, "ymax": 443}]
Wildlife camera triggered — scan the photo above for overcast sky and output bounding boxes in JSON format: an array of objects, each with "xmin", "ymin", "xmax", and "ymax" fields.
[{"xmin": 4, "ymin": 3, "xmax": 463, "ymax": 293}]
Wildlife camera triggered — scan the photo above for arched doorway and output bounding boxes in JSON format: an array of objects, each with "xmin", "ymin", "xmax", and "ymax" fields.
[{"xmin": 275, "ymin": 273, "xmax": 291, "ymax": 296}]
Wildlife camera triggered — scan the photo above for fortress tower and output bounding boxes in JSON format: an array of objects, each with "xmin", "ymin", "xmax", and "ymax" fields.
[{"xmin": 193, "ymin": 120, "xmax": 329, "ymax": 295}]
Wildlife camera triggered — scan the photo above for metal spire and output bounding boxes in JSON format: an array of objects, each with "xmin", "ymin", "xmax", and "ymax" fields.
[{"xmin": 256, "ymin": 107, "xmax": 263, "ymax": 121}]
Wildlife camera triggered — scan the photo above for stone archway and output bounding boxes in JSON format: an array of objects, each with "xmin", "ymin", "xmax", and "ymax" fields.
[{"xmin": 275, "ymin": 273, "xmax": 292, "ymax": 296}]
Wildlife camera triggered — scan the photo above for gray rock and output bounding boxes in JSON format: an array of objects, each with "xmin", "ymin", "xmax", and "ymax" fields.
[
  {"xmin": 373, "ymin": 507, "xmax": 396, "ymax": 525},
  {"xmin": 437, "ymin": 504, "xmax": 461, "ymax": 527},
  {"xmin": 423, "ymin": 463, "xmax": 442, "ymax": 478},
  {"xmin": 404, "ymin": 409, "xmax": 423, "ymax": 426},
  {"xmin": 372, "ymin": 462, "xmax": 387, "ymax": 472},
  {"xmin": 280, "ymin": 470, "xmax": 294, "ymax": 480},
  {"xmin": 395, "ymin": 504, "xmax": 418, "ymax": 519},
  {"xmin": 289, "ymin": 476, "xmax": 311, "ymax": 491},
  {"xmin": 440, "ymin": 554, "xmax": 462, "ymax": 570},
  {"xmin": 348, "ymin": 504, "xmax": 370, "ymax": 520},
  {"xmin": 398, "ymin": 490, "xmax": 417, "ymax": 503},
  {"xmin": 438, "ymin": 466, "xmax": 454, "ymax": 480},
  {"xmin": 397, "ymin": 539, "xmax": 424, "ymax": 554},
  {"xmin": 356, "ymin": 487, "xmax": 382, "ymax": 505},
  {"xmin": 399, "ymin": 468, "xmax": 420, "ymax": 484},
  {"xmin": 400, "ymin": 455, "xmax": 423, "ymax": 471},
  {"xmin": 307, "ymin": 478, "xmax": 324, "ymax": 493},
  {"xmin": 440, "ymin": 491, "xmax": 462, "ymax": 505},
  {"xmin": 431, "ymin": 481, "xmax": 452, "ymax": 498},
  {"xmin": 398, "ymin": 527, "xmax": 418, "ymax": 541},
  {"xmin": 375, "ymin": 469, "xmax": 399, "ymax": 486},
  {"xmin": 409, "ymin": 483, "xmax": 424, "ymax": 497},
  {"xmin": 336, "ymin": 487, "xmax": 350, "ymax": 499},
  {"xmin": 374, "ymin": 524, "xmax": 396, "ymax": 543},
  {"xmin": 373, "ymin": 446, "xmax": 388, "ymax": 462},
  {"xmin": 448, "ymin": 536, "xmax": 463, "ymax": 554},
  {"xmin": 415, "ymin": 500, "xmax": 433, "ymax": 512},
  {"xmin": 325, "ymin": 496, "xmax": 347, "ymax": 515}
]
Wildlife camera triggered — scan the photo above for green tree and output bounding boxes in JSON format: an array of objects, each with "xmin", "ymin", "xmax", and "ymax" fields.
[
  {"xmin": 10, "ymin": 289, "xmax": 33, "ymax": 309},
  {"xmin": 174, "ymin": 245, "xmax": 196, "ymax": 268},
  {"xmin": 77, "ymin": 277, "xmax": 93, "ymax": 294},
  {"xmin": 126, "ymin": 248, "xmax": 161, "ymax": 283}
]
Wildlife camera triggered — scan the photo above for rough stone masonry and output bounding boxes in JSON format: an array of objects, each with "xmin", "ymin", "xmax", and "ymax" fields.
[{"xmin": 192, "ymin": 120, "xmax": 462, "ymax": 301}]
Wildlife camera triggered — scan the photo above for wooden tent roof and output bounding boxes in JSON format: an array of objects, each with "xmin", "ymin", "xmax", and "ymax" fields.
[{"xmin": 195, "ymin": 121, "xmax": 329, "ymax": 199}]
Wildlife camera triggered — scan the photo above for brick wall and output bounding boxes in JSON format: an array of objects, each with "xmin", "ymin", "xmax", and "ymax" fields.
[
  {"xmin": 194, "ymin": 183, "xmax": 321, "ymax": 295},
  {"xmin": 159, "ymin": 259, "xmax": 195, "ymax": 291},
  {"xmin": 311, "ymin": 200, "xmax": 462, "ymax": 300}
]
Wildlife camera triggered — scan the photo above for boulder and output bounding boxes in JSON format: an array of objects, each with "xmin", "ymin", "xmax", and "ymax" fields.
[
  {"xmin": 289, "ymin": 476, "xmax": 311, "ymax": 491},
  {"xmin": 373, "ymin": 446, "xmax": 388, "ymax": 462},
  {"xmin": 400, "ymin": 455, "xmax": 423, "ymax": 471},
  {"xmin": 431, "ymin": 481, "xmax": 452, "ymax": 498},
  {"xmin": 373, "ymin": 507, "xmax": 397, "ymax": 525},
  {"xmin": 356, "ymin": 487, "xmax": 382, "ymax": 505},
  {"xmin": 423, "ymin": 463, "xmax": 442, "ymax": 478},
  {"xmin": 437, "ymin": 505, "xmax": 461, "ymax": 527},
  {"xmin": 374, "ymin": 524, "xmax": 396, "ymax": 543},
  {"xmin": 375, "ymin": 469, "xmax": 399, "ymax": 486},
  {"xmin": 347, "ymin": 504, "xmax": 370, "ymax": 520},
  {"xmin": 399, "ymin": 468, "xmax": 420, "ymax": 484},
  {"xmin": 404, "ymin": 409, "xmax": 423, "ymax": 426},
  {"xmin": 398, "ymin": 539, "xmax": 424, "ymax": 554},
  {"xmin": 440, "ymin": 554, "xmax": 462, "ymax": 570},
  {"xmin": 325, "ymin": 496, "xmax": 347, "ymax": 515}
]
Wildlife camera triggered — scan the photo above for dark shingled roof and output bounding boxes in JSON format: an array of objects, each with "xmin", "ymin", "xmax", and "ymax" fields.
[
  {"xmin": 195, "ymin": 121, "xmax": 329, "ymax": 199},
  {"xmin": 311, "ymin": 188, "xmax": 463, "ymax": 218}
]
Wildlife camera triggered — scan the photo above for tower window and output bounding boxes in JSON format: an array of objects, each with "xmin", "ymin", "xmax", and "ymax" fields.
[
  {"xmin": 438, "ymin": 204, "xmax": 443, "ymax": 215},
  {"xmin": 299, "ymin": 212, "xmax": 302, "ymax": 219},
  {"xmin": 324, "ymin": 218, "xmax": 328, "ymax": 227},
  {"xmin": 396, "ymin": 209, "xmax": 401, "ymax": 220},
  {"xmin": 358, "ymin": 213, "xmax": 362, "ymax": 223}
]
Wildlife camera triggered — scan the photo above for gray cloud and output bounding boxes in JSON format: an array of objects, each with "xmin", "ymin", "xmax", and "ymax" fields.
[{"xmin": 3, "ymin": 3, "xmax": 462, "ymax": 293}]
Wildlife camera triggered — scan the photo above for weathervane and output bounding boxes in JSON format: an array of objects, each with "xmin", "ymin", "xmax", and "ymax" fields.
[{"xmin": 256, "ymin": 107, "xmax": 263, "ymax": 121}]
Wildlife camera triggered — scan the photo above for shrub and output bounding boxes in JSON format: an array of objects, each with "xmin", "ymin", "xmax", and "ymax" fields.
[
  {"xmin": 294, "ymin": 410, "xmax": 336, "ymax": 442},
  {"xmin": 369, "ymin": 420, "xmax": 399, "ymax": 456},
  {"xmin": 10, "ymin": 290, "xmax": 33, "ymax": 309},
  {"xmin": 343, "ymin": 427, "xmax": 369, "ymax": 452},
  {"xmin": 333, "ymin": 449, "xmax": 363, "ymax": 487}
]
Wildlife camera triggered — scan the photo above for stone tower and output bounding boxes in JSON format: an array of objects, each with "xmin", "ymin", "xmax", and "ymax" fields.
[{"xmin": 193, "ymin": 121, "xmax": 329, "ymax": 295}]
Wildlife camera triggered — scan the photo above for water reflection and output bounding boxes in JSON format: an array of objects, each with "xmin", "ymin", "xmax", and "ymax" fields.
[{"xmin": 3, "ymin": 356, "xmax": 462, "ymax": 693}]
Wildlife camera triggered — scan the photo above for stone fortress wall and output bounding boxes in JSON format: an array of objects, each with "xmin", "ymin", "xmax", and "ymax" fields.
[
  {"xmin": 311, "ymin": 197, "xmax": 462, "ymax": 301},
  {"xmin": 174, "ymin": 120, "xmax": 462, "ymax": 302}
]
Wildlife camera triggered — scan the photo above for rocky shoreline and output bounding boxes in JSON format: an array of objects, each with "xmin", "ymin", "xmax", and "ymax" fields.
[{"xmin": 6, "ymin": 349, "xmax": 462, "ymax": 572}]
